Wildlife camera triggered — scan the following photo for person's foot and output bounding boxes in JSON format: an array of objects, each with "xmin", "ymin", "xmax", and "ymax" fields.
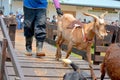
[
  {"xmin": 25, "ymin": 51, "xmax": 32, "ymax": 56},
  {"xmin": 36, "ymin": 42, "xmax": 45, "ymax": 57},
  {"xmin": 36, "ymin": 52, "xmax": 45, "ymax": 57},
  {"xmin": 25, "ymin": 37, "xmax": 33, "ymax": 56}
]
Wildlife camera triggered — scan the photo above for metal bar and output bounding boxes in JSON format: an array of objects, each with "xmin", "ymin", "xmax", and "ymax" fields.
[
  {"xmin": 0, "ymin": 38, "xmax": 7, "ymax": 80},
  {"xmin": 0, "ymin": 17, "xmax": 25, "ymax": 80}
]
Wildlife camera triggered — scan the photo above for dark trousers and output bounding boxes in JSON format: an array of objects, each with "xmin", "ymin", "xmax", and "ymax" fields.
[{"xmin": 23, "ymin": 6, "xmax": 46, "ymax": 42}]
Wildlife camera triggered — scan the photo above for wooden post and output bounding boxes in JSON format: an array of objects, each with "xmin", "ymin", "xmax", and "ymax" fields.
[
  {"xmin": 0, "ymin": 38, "xmax": 7, "ymax": 80},
  {"xmin": 0, "ymin": 17, "xmax": 25, "ymax": 80},
  {"xmin": 116, "ymin": 27, "xmax": 120, "ymax": 43},
  {"xmin": 8, "ymin": 24, "xmax": 16, "ymax": 48},
  {"xmin": 7, "ymin": 17, "xmax": 16, "ymax": 60},
  {"xmin": 93, "ymin": 36, "xmax": 101, "ymax": 65}
]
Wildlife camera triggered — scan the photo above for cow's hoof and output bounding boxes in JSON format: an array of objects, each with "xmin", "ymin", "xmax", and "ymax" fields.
[
  {"xmin": 63, "ymin": 62, "xmax": 68, "ymax": 67},
  {"xmin": 93, "ymin": 76, "xmax": 97, "ymax": 80},
  {"xmin": 55, "ymin": 57, "xmax": 59, "ymax": 61}
]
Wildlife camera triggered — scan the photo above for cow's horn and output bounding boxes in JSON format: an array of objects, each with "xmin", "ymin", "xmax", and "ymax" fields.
[
  {"xmin": 83, "ymin": 12, "xmax": 99, "ymax": 21},
  {"xmin": 99, "ymin": 11, "xmax": 108, "ymax": 18},
  {"xmin": 83, "ymin": 12, "xmax": 99, "ymax": 19}
]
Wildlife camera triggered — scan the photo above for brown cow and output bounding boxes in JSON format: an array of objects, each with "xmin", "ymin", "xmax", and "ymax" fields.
[
  {"xmin": 101, "ymin": 43, "xmax": 120, "ymax": 80},
  {"xmin": 55, "ymin": 12, "xmax": 108, "ymax": 80}
]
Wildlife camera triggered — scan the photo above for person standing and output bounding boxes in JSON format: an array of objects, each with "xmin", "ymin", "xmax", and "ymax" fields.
[
  {"xmin": 23, "ymin": 0, "xmax": 63, "ymax": 56},
  {"xmin": 16, "ymin": 11, "xmax": 22, "ymax": 30},
  {"xmin": 0, "ymin": 10, "xmax": 4, "ymax": 18},
  {"xmin": 51, "ymin": 15, "xmax": 57, "ymax": 24}
]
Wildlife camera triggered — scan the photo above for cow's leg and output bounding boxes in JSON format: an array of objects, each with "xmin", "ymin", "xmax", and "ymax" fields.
[
  {"xmin": 65, "ymin": 42, "xmax": 73, "ymax": 59},
  {"xmin": 55, "ymin": 34, "xmax": 64, "ymax": 60},
  {"xmin": 86, "ymin": 47, "xmax": 97, "ymax": 80},
  {"xmin": 100, "ymin": 63, "xmax": 106, "ymax": 80},
  {"xmin": 62, "ymin": 42, "xmax": 73, "ymax": 67}
]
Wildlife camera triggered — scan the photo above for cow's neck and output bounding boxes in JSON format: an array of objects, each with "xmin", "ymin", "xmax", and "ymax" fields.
[{"xmin": 84, "ymin": 22, "xmax": 96, "ymax": 41}]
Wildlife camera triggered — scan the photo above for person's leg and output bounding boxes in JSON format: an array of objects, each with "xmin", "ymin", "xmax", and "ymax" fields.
[
  {"xmin": 23, "ymin": 6, "xmax": 35, "ymax": 56},
  {"xmin": 34, "ymin": 8, "xmax": 46, "ymax": 56},
  {"xmin": 16, "ymin": 19, "xmax": 20, "ymax": 29},
  {"xmin": 18, "ymin": 20, "xmax": 21, "ymax": 30}
]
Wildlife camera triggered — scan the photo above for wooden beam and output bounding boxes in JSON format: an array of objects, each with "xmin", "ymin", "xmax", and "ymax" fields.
[
  {"xmin": 0, "ymin": 39, "xmax": 7, "ymax": 80},
  {"xmin": 0, "ymin": 17, "xmax": 25, "ymax": 80},
  {"xmin": 96, "ymin": 46, "xmax": 108, "ymax": 52},
  {"xmin": 94, "ymin": 55, "xmax": 104, "ymax": 62},
  {"xmin": 8, "ymin": 24, "xmax": 16, "ymax": 48}
]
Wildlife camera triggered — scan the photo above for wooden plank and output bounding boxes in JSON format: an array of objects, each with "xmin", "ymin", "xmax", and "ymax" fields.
[
  {"xmin": 9, "ymin": 76, "xmax": 111, "ymax": 80},
  {"xmin": 96, "ymin": 46, "xmax": 108, "ymax": 52},
  {"xmin": 16, "ymin": 55, "xmax": 81, "ymax": 60},
  {"xmin": 18, "ymin": 60, "xmax": 89, "ymax": 66},
  {"xmin": 87, "ymin": 78, "xmax": 110, "ymax": 80},
  {"xmin": 6, "ymin": 62, "xmax": 99, "ymax": 70},
  {"xmin": 2, "ymin": 24, "xmax": 111, "ymax": 80},
  {"xmin": 7, "ymin": 66, "xmax": 70, "ymax": 77},
  {"xmin": 4, "ymin": 66, "xmax": 10, "ymax": 80},
  {"xmin": 9, "ymin": 76, "xmax": 63, "ymax": 80},
  {"xmin": 0, "ymin": 17, "xmax": 25, "ymax": 79},
  {"xmin": 94, "ymin": 55, "xmax": 104, "ymax": 62},
  {"xmin": 93, "ymin": 52, "xmax": 100, "ymax": 64},
  {"xmin": 81, "ymin": 70, "xmax": 109, "ymax": 79},
  {"xmin": 6, "ymin": 67, "xmax": 71, "ymax": 77},
  {"xmin": 17, "ymin": 56, "xmax": 87, "ymax": 63},
  {"xmin": 6, "ymin": 67, "xmax": 109, "ymax": 79},
  {"xmin": 0, "ymin": 39, "xmax": 7, "ymax": 80}
]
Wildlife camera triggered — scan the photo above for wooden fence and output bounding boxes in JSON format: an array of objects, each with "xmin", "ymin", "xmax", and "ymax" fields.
[
  {"xmin": 46, "ymin": 24, "xmax": 120, "ymax": 64},
  {"xmin": 0, "ymin": 17, "xmax": 25, "ymax": 80},
  {"xmin": 94, "ymin": 25, "xmax": 120, "ymax": 64}
]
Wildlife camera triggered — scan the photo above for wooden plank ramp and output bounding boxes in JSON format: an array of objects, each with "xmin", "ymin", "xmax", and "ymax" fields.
[{"xmin": 5, "ymin": 30, "xmax": 110, "ymax": 80}]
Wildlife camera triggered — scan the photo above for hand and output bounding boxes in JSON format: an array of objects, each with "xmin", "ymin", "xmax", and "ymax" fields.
[{"xmin": 56, "ymin": 8, "xmax": 63, "ymax": 16}]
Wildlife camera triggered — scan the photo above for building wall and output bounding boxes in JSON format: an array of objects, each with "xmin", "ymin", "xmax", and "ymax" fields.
[
  {"xmin": 2, "ymin": 1, "xmax": 119, "ymax": 24},
  {"xmin": 49, "ymin": 4, "xmax": 119, "ymax": 24},
  {"xmin": 1, "ymin": 1, "xmax": 23, "ymax": 15},
  {"xmin": 2, "ymin": 0, "xmax": 10, "ymax": 15},
  {"xmin": 12, "ymin": 1, "xmax": 23, "ymax": 14}
]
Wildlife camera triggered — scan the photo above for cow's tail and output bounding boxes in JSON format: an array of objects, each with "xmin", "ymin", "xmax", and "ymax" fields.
[{"xmin": 62, "ymin": 59, "xmax": 80, "ymax": 72}]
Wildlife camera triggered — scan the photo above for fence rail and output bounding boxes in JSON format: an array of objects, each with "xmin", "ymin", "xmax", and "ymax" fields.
[
  {"xmin": 0, "ymin": 17, "xmax": 25, "ymax": 80},
  {"xmin": 46, "ymin": 24, "xmax": 120, "ymax": 64}
]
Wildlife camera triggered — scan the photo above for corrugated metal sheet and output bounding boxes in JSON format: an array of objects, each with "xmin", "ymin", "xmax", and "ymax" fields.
[{"xmin": 60, "ymin": 0, "xmax": 120, "ymax": 9}]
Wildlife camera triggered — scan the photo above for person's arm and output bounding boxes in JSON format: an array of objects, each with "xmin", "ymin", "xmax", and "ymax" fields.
[
  {"xmin": 53, "ymin": 0, "xmax": 63, "ymax": 16},
  {"xmin": 53, "ymin": 0, "xmax": 60, "ymax": 8}
]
